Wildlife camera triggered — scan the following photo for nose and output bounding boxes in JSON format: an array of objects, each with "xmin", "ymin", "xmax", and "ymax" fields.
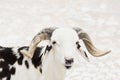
[{"xmin": 65, "ymin": 58, "xmax": 74, "ymax": 64}]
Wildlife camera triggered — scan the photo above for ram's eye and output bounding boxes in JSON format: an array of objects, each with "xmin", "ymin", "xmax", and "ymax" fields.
[
  {"xmin": 52, "ymin": 41, "xmax": 56, "ymax": 45},
  {"xmin": 76, "ymin": 41, "xmax": 81, "ymax": 49}
]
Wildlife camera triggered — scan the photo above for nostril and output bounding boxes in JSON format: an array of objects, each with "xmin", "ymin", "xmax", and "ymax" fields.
[{"xmin": 65, "ymin": 58, "xmax": 74, "ymax": 64}]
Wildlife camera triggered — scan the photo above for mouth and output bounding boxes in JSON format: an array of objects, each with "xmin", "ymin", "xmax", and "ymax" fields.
[
  {"xmin": 64, "ymin": 64, "xmax": 72, "ymax": 69},
  {"xmin": 65, "ymin": 65, "xmax": 72, "ymax": 69}
]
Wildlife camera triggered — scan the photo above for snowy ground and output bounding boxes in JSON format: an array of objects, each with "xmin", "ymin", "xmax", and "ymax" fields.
[{"xmin": 0, "ymin": 0, "xmax": 120, "ymax": 80}]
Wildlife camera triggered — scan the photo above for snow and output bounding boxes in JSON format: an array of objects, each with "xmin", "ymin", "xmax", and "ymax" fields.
[{"xmin": 0, "ymin": 0, "xmax": 120, "ymax": 80}]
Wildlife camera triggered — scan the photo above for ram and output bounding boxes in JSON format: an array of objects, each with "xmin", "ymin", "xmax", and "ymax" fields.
[{"xmin": 21, "ymin": 27, "xmax": 110, "ymax": 80}]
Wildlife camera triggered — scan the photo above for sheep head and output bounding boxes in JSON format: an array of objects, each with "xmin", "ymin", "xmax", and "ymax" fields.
[{"xmin": 21, "ymin": 27, "xmax": 110, "ymax": 62}]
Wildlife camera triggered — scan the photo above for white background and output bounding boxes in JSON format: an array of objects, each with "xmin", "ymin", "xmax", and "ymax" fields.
[{"xmin": 0, "ymin": 0, "xmax": 120, "ymax": 80}]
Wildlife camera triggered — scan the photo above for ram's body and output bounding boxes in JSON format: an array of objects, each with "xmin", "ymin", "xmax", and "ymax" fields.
[{"xmin": 0, "ymin": 46, "xmax": 43, "ymax": 80}]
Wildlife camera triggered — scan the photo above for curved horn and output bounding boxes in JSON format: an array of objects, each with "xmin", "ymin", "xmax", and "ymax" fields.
[
  {"xmin": 21, "ymin": 27, "xmax": 57, "ymax": 58},
  {"xmin": 74, "ymin": 27, "xmax": 111, "ymax": 57}
]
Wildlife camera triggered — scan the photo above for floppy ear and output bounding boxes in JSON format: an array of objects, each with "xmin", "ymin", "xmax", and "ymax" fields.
[{"xmin": 74, "ymin": 27, "xmax": 111, "ymax": 57}]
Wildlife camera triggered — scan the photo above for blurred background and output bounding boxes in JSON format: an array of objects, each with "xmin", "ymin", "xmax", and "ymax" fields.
[{"xmin": 0, "ymin": 0, "xmax": 119, "ymax": 80}]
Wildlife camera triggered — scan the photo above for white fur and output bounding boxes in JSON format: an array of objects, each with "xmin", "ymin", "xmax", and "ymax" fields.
[
  {"xmin": 11, "ymin": 60, "xmax": 41, "ymax": 80},
  {"xmin": 11, "ymin": 50, "xmax": 41, "ymax": 80},
  {"xmin": 40, "ymin": 28, "xmax": 85, "ymax": 80}
]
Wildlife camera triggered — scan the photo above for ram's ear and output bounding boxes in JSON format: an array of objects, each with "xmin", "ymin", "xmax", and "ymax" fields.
[{"xmin": 78, "ymin": 48, "xmax": 89, "ymax": 61}]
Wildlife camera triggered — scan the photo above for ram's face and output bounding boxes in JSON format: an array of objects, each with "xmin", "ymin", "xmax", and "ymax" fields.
[{"xmin": 50, "ymin": 28, "xmax": 82, "ymax": 69}]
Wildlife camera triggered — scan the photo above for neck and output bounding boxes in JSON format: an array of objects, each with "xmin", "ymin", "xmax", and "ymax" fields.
[{"xmin": 41, "ymin": 52, "xmax": 66, "ymax": 80}]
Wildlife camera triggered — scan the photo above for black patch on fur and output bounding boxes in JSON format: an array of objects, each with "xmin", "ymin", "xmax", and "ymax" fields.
[
  {"xmin": 18, "ymin": 46, "xmax": 43, "ymax": 68},
  {"xmin": 40, "ymin": 68, "xmax": 42, "ymax": 73},
  {"xmin": 44, "ymin": 45, "xmax": 52, "ymax": 54},
  {"xmin": 10, "ymin": 67, "xmax": 16, "ymax": 75},
  {"xmin": 25, "ymin": 60, "xmax": 29, "ymax": 69},
  {"xmin": 32, "ymin": 47, "xmax": 43, "ymax": 68},
  {"xmin": 17, "ymin": 53, "xmax": 23, "ymax": 65},
  {"xmin": 0, "ymin": 47, "xmax": 17, "ymax": 65},
  {"xmin": 17, "ymin": 47, "xmax": 28, "ymax": 65},
  {"xmin": 46, "ymin": 45, "xmax": 52, "ymax": 52},
  {"xmin": 7, "ymin": 75, "xmax": 10, "ymax": 80},
  {"xmin": 0, "ymin": 61, "xmax": 11, "ymax": 80},
  {"xmin": 0, "ymin": 61, "xmax": 8, "ymax": 77}
]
